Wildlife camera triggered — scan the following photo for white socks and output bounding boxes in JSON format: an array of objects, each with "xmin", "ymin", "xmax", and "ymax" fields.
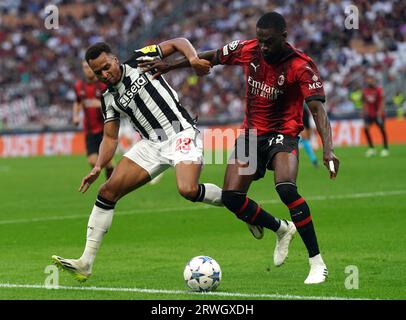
[
  {"xmin": 79, "ymin": 204, "xmax": 114, "ymax": 270},
  {"xmin": 309, "ymin": 253, "xmax": 325, "ymax": 266},
  {"xmin": 276, "ymin": 219, "xmax": 289, "ymax": 235},
  {"xmin": 200, "ymin": 183, "xmax": 223, "ymax": 206}
]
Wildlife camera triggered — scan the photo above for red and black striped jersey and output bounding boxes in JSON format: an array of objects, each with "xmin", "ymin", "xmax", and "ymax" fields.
[
  {"xmin": 362, "ymin": 86, "xmax": 384, "ymax": 117},
  {"xmin": 74, "ymin": 80, "xmax": 106, "ymax": 134},
  {"xmin": 216, "ymin": 39, "xmax": 326, "ymax": 137}
]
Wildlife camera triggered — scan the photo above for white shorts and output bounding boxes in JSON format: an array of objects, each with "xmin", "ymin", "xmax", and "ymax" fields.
[{"xmin": 123, "ymin": 127, "xmax": 203, "ymax": 178}]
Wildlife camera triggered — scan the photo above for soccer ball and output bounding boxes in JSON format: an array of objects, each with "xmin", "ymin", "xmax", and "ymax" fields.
[{"xmin": 183, "ymin": 256, "xmax": 222, "ymax": 292}]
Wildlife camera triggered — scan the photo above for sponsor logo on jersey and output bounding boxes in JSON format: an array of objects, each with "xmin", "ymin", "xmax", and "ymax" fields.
[
  {"xmin": 118, "ymin": 74, "xmax": 149, "ymax": 108},
  {"xmin": 250, "ymin": 62, "xmax": 260, "ymax": 72},
  {"xmin": 248, "ymin": 76, "xmax": 283, "ymax": 100},
  {"xmin": 222, "ymin": 45, "xmax": 229, "ymax": 56},
  {"xmin": 277, "ymin": 74, "xmax": 285, "ymax": 86},
  {"xmin": 308, "ymin": 81, "xmax": 323, "ymax": 90},
  {"xmin": 228, "ymin": 40, "xmax": 240, "ymax": 51}
]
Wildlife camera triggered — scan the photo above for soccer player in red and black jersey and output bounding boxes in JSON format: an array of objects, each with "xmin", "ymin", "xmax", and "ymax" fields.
[
  {"xmin": 73, "ymin": 61, "xmax": 114, "ymax": 179},
  {"xmin": 140, "ymin": 12, "xmax": 340, "ymax": 284},
  {"xmin": 362, "ymin": 74, "xmax": 389, "ymax": 157}
]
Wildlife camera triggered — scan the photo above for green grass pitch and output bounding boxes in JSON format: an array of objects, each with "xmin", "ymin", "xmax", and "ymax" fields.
[{"xmin": 0, "ymin": 145, "xmax": 405, "ymax": 300}]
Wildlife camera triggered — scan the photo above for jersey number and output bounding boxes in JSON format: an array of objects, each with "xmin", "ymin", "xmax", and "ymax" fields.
[
  {"xmin": 268, "ymin": 134, "xmax": 284, "ymax": 146},
  {"xmin": 175, "ymin": 138, "xmax": 191, "ymax": 153}
]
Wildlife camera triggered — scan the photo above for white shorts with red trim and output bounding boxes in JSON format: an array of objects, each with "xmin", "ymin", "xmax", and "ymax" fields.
[{"xmin": 123, "ymin": 127, "xmax": 203, "ymax": 178}]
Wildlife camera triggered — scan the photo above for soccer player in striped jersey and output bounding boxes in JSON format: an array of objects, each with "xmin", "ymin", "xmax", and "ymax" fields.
[
  {"xmin": 140, "ymin": 12, "xmax": 340, "ymax": 284},
  {"xmin": 73, "ymin": 61, "xmax": 115, "ymax": 179},
  {"xmin": 52, "ymin": 38, "xmax": 223, "ymax": 282}
]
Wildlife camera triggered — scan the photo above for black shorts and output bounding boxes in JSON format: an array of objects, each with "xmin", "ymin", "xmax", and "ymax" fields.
[
  {"xmin": 85, "ymin": 132, "xmax": 103, "ymax": 156},
  {"xmin": 364, "ymin": 116, "xmax": 385, "ymax": 126},
  {"xmin": 230, "ymin": 132, "xmax": 299, "ymax": 181}
]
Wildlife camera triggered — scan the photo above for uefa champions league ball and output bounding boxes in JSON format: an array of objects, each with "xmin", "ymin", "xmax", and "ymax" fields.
[{"xmin": 183, "ymin": 256, "xmax": 222, "ymax": 292}]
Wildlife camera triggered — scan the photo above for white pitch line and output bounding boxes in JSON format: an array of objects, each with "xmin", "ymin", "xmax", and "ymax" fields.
[
  {"xmin": 0, "ymin": 189, "xmax": 405, "ymax": 226},
  {"xmin": 0, "ymin": 283, "xmax": 375, "ymax": 300}
]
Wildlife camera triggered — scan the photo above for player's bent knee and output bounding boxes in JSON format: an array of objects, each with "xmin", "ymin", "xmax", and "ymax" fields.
[
  {"xmin": 275, "ymin": 182, "xmax": 300, "ymax": 206},
  {"xmin": 98, "ymin": 182, "xmax": 120, "ymax": 203},
  {"xmin": 178, "ymin": 185, "xmax": 199, "ymax": 201},
  {"xmin": 222, "ymin": 190, "xmax": 246, "ymax": 213}
]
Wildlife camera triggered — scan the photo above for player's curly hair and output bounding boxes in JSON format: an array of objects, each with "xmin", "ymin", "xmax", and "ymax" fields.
[
  {"xmin": 85, "ymin": 42, "xmax": 112, "ymax": 62},
  {"xmin": 256, "ymin": 12, "xmax": 287, "ymax": 32}
]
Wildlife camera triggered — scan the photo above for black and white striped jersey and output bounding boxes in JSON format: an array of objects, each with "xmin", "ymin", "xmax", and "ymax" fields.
[{"xmin": 101, "ymin": 44, "xmax": 195, "ymax": 141}]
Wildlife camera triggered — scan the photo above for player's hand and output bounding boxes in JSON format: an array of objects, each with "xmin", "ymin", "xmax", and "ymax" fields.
[
  {"xmin": 323, "ymin": 152, "xmax": 340, "ymax": 180},
  {"xmin": 189, "ymin": 57, "xmax": 211, "ymax": 76},
  {"xmin": 79, "ymin": 166, "xmax": 101, "ymax": 193},
  {"xmin": 138, "ymin": 57, "xmax": 171, "ymax": 79}
]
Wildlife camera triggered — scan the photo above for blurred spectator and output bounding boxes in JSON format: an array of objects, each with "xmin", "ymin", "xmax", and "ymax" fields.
[{"xmin": 0, "ymin": 0, "xmax": 405, "ymax": 131}]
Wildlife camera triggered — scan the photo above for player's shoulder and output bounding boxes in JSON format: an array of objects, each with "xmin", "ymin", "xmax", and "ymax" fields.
[
  {"xmin": 286, "ymin": 44, "xmax": 316, "ymax": 66},
  {"xmin": 291, "ymin": 55, "xmax": 316, "ymax": 70},
  {"xmin": 222, "ymin": 39, "xmax": 257, "ymax": 52},
  {"xmin": 233, "ymin": 39, "xmax": 257, "ymax": 48},
  {"xmin": 288, "ymin": 48, "xmax": 321, "ymax": 78},
  {"xmin": 100, "ymin": 87, "xmax": 115, "ymax": 110},
  {"xmin": 101, "ymin": 86, "xmax": 113, "ymax": 101}
]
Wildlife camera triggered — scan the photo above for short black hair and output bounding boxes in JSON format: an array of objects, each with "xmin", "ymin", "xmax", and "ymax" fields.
[
  {"xmin": 256, "ymin": 12, "xmax": 287, "ymax": 33},
  {"xmin": 85, "ymin": 42, "xmax": 112, "ymax": 62}
]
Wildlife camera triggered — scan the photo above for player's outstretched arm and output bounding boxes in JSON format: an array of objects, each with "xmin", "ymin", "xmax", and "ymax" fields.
[
  {"xmin": 307, "ymin": 100, "xmax": 340, "ymax": 179},
  {"xmin": 158, "ymin": 38, "xmax": 211, "ymax": 75},
  {"xmin": 79, "ymin": 120, "xmax": 120, "ymax": 193},
  {"xmin": 139, "ymin": 49, "xmax": 217, "ymax": 79}
]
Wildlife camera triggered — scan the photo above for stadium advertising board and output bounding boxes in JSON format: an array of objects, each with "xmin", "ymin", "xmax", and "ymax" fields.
[{"xmin": 0, "ymin": 119, "xmax": 405, "ymax": 157}]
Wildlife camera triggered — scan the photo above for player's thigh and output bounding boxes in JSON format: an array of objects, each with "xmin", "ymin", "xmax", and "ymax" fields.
[
  {"xmin": 100, "ymin": 157, "xmax": 150, "ymax": 201},
  {"xmin": 223, "ymin": 160, "xmax": 255, "ymax": 192},
  {"xmin": 223, "ymin": 134, "xmax": 259, "ymax": 192},
  {"xmin": 125, "ymin": 137, "xmax": 169, "ymax": 179},
  {"xmin": 363, "ymin": 117, "xmax": 372, "ymax": 129},
  {"xmin": 171, "ymin": 128, "xmax": 204, "ymax": 189},
  {"xmin": 175, "ymin": 161, "xmax": 202, "ymax": 192},
  {"xmin": 272, "ymin": 152, "xmax": 299, "ymax": 184},
  {"xmin": 376, "ymin": 117, "xmax": 385, "ymax": 128}
]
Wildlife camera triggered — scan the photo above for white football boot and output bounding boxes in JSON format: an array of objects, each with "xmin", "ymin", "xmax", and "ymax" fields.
[
  {"xmin": 246, "ymin": 223, "xmax": 264, "ymax": 239},
  {"xmin": 304, "ymin": 254, "xmax": 328, "ymax": 284},
  {"xmin": 52, "ymin": 255, "xmax": 91, "ymax": 283},
  {"xmin": 380, "ymin": 149, "xmax": 389, "ymax": 157},
  {"xmin": 273, "ymin": 220, "xmax": 296, "ymax": 266},
  {"xmin": 365, "ymin": 148, "xmax": 377, "ymax": 157}
]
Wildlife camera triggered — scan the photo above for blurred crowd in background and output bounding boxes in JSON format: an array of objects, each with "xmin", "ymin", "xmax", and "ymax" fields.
[{"xmin": 1, "ymin": 0, "xmax": 405, "ymax": 131}]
